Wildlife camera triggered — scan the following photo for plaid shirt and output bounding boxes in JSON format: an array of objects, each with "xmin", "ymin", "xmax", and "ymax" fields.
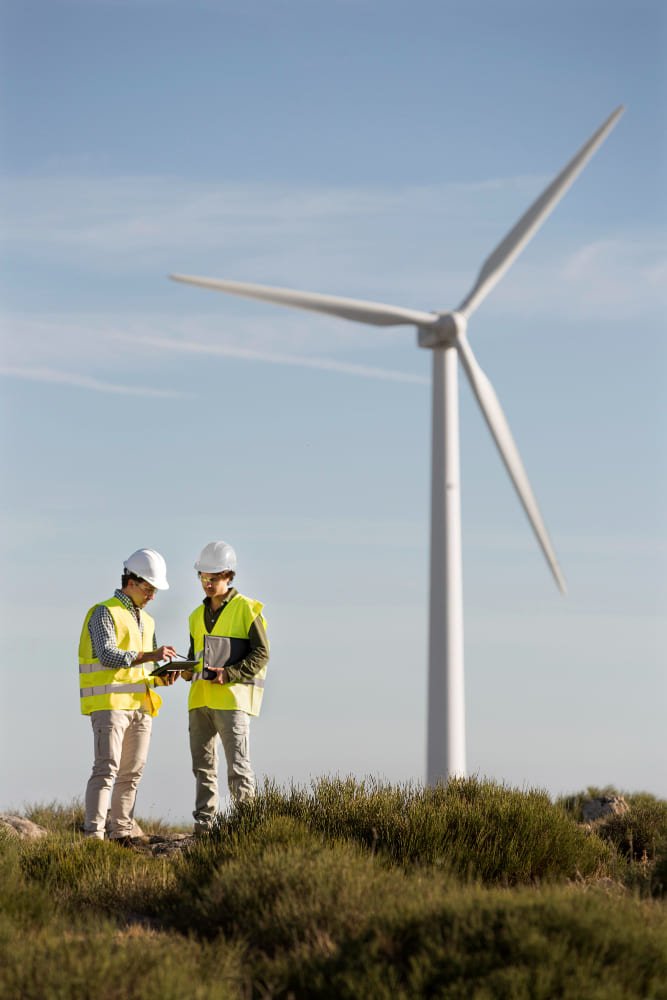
[{"xmin": 88, "ymin": 589, "xmax": 157, "ymax": 669}]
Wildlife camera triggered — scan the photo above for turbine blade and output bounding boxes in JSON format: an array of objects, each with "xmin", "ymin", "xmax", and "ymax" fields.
[
  {"xmin": 456, "ymin": 331, "xmax": 567, "ymax": 593},
  {"xmin": 457, "ymin": 106, "xmax": 624, "ymax": 318},
  {"xmin": 169, "ymin": 274, "xmax": 439, "ymax": 328}
]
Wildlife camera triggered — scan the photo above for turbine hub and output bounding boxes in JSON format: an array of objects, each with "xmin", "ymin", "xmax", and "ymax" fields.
[{"xmin": 417, "ymin": 311, "xmax": 467, "ymax": 350}]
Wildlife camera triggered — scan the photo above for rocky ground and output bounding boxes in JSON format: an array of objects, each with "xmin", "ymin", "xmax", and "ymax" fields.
[{"xmin": 0, "ymin": 813, "xmax": 197, "ymax": 856}]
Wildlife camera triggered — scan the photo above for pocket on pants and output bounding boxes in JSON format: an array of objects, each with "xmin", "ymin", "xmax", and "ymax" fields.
[{"xmin": 91, "ymin": 715, "xmax": 122, "ymax": 767}]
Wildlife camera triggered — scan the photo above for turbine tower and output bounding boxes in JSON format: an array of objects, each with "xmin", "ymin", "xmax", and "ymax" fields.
[{"xmin": 170, "ymin": 107, "xmax": 623, "ymax": 785}]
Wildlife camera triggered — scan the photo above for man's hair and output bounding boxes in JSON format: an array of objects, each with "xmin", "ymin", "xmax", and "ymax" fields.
[
  {"xmin": 122, "ymin": 570, "xmax": 143, "ymax": 588},
  {"xmin": 198, "ymin": 570, "xmax": 236, "ymax": 582}
]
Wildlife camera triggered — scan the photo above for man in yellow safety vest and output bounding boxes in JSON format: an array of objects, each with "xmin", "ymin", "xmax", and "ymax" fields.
[
  {"xmin": 78, "ymin": 548, "xmax": 179, "ymax": 843},
  {"xmin": 184, "ymin": 540, "xmax": 269, "ymax": 833}
]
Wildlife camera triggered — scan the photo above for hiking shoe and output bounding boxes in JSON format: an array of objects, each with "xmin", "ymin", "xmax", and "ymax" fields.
[{"xmin": 111, "ymin": 835, "xmax": 151, "ymax": 849}]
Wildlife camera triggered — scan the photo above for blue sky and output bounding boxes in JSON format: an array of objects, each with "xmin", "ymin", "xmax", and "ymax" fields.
[{"xmin": 1, "ymin": 0, "xmax": 665, "ymax": 823}]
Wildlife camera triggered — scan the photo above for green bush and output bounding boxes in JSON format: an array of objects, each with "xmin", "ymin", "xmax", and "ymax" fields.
[
  {"xmin": 0, "ymin": 837, "xmax": 243, "ymax": 1000},
  {"xmin": 559, "ymin": 787, "xmax": 667, "ymax": 896},
  {"xmin": 166, "ymin": 816, "xmax": 666, "ymax": 999},
  {"xmin": 5, "ymin": 782, "xmax": 667, "ymax": 999},
  {"xmin": 202, "ymin": 776, "xmax": 615, "ymax": 884},
  {"xmin": 17, "ymin": 834, "xmax": 176, "ymax": 919},
  {"xmin": 596, "ymin": 799, "xmax": 667, "ymax": 862}
]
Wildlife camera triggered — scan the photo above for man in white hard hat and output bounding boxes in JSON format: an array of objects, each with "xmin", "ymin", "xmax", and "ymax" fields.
[
  {"xmin": 78, "ymin": 548, "xmax": 179, "ymax": 844},
  {"xmin": 184, "ymin": 540, "xmax": 269, "ymax": 831}
]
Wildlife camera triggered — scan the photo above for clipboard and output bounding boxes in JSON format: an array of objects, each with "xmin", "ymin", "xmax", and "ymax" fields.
[{"xmin": 202, "ymin": 635, "xmax": 251, "ymax": 680}]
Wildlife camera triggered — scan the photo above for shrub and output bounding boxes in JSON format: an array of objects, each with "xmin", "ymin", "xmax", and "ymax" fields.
[
  {"xmin": 596, "ymin": 798, "xmax": 667, "ymax": 862},
  {"xmin": 0, "ymin": 837, "xmax": 243, "ymax": 1000},
  {"xmin": 17, "ymin": 834, "xmax": 176, "ymax": 919},
  {"xmin": 5, "ymin": 785, "xmax": 667, "ymax": 999},
  {"xmin": 202, "ymin": 776, "xmax": 615, "ymax": 885},
  {"xmin": 166, "ymin": 816, "xmax": 666, "ymax": 999},
  {"xmin": 559, "ymin": 787, "xmax": 667, "ymax": 896}
]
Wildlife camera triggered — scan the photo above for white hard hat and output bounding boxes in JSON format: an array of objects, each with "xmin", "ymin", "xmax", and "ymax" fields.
[
  {"xmin": 123, "ymin": 549, "xmax": 170, "ymax": 590},
  {"xmin": 194, "ymin": 540, "xmax": 237, "ymax": 574}
]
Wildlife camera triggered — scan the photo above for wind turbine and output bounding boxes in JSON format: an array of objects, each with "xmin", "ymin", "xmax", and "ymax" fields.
[{"xmin": 170, "ymin": 106, "xmax": 624, "ymax": 785}]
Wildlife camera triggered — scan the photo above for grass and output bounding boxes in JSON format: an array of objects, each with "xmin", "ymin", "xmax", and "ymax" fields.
[
  {"xmin": 200, "ymin": 776, "xmax": 617, "ymax": 883},
  {"xmin": 2, "ymin": 777, "xmax": 667, "ymax": 999}
]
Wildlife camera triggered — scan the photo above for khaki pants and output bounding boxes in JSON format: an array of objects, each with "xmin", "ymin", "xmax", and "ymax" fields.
[
  {"xmin": 84, "ymin": 709, "xmax": 152, "ymax": 839},
  {"xmin": 188, "ymin": 707, "xmax": 255, "ymax": 830}
]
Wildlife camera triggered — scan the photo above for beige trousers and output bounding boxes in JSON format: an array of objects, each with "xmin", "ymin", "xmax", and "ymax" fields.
[{"xmin": 84, "ymin": 709, "xmax": 152, "ymax": 839}]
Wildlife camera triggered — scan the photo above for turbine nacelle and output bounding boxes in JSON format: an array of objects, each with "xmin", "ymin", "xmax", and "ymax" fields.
[
  {"xmin": 170, "ymin": 103, "xmax": 625, "ymax": 605},
  {"xmin": 417, "ymin": 312, "xmax": 467, "ymax": 350}
]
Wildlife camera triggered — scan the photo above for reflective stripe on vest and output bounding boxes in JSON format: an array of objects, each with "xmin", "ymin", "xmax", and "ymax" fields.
[
  {"xmin": 79, "ymin": 662, "xmax": 101, "ymax": 674},
  {"xmin": 80, "ymin": 683, "xmax": 149, "ymax": 698},
  {"xmin": 188, "ymin": 593, "xmax": 268, "ymax": 717},
  {"xmin": 78, "ymin": 598, "xmax": 162, "ymax": 717}
]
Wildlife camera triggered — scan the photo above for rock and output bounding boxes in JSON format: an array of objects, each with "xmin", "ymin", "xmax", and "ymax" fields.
[
  {"xmin": 581, "ymin": 795, "xmax": 629, "ymax": 823},
  {"xmin": 148, "ymin": 833, "xmax": 195, "ymax": 857},
  {"xmin": 106, "ymin": 832, "xmax": 195, "ymax": 857},
  {"xmin": 0, "ymin": 815, "xmax": 48, "ymax": 840}
]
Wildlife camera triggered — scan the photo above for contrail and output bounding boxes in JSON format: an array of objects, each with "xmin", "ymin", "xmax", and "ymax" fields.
[
  {"xmin": 115, "ymin": 332, "xmax": 429, "ymax": 385},
  {"xmin": 0, "ymin": 365, "xmax": 188, "ymax": 398}
]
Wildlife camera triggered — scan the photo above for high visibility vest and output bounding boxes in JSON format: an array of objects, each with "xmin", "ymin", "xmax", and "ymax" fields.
[
  {"xmin": 188, "ymin": 593, "xmax": 267, "ymax": 717},
  {"xmin": 78, "ymin": 598, "xmax": 162, "ymax": 717}
]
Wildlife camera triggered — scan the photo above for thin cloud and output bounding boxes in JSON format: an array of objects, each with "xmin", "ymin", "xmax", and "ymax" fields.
[
  {"xmin": 0, "ymin": 365, "xmax": 188, "ymax": 398},
  {"xmin": 0, "ymin": 174, "xmax": 548, "ymax": 264},
  {"xmin": 483, "ymin": 237, "xmax": 667, "ymax": 322},
  {"xmin": 3, "ymin": 173, "xmax": 663, "ymax": 322}
]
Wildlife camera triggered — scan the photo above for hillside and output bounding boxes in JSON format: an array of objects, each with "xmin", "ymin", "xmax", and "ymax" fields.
[{"xmin": 2, "ymin": 777, "xmax": 666, "ymax": 999}]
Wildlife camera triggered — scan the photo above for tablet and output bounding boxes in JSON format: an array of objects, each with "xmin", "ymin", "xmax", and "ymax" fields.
[{"xmin": 150, "ymin": 660, "xmax": 199, "ymax": 676}]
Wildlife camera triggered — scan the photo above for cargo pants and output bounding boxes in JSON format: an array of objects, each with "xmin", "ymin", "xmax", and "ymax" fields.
[
  {"xmin": 84, "ymin": 709, "xmax": 152, "ymax": 839},
  {"xmin": 188, "ymin": 706, "xmax": 255, "ymax": 831}
]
